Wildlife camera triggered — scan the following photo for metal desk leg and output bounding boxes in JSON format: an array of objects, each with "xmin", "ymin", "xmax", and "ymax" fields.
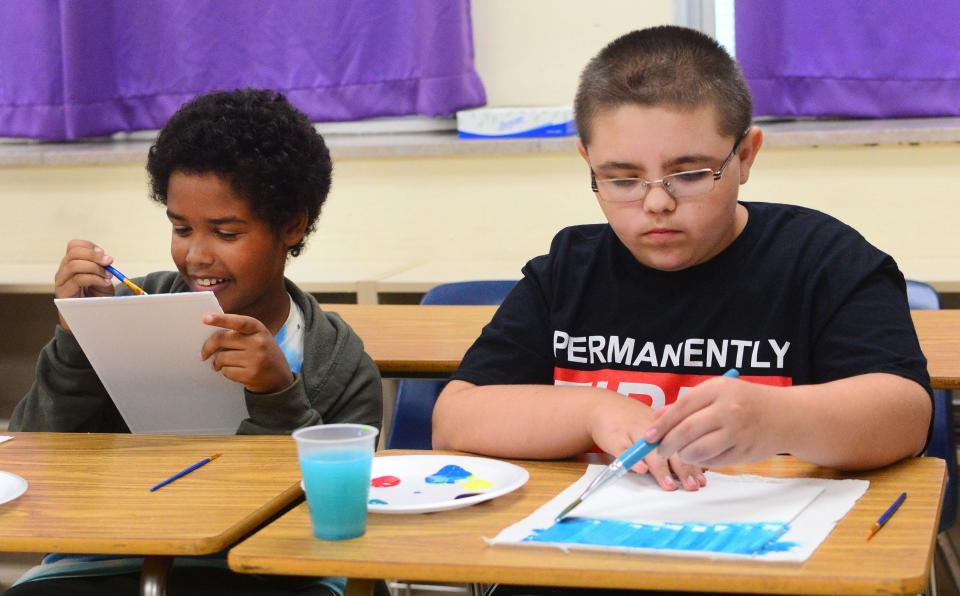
[
  {"xmin": 346, "ymin": 578, "xmax": 375, "ymax": 596},
  {"xmin": 141, "ymin": 555, "xmax": 173, "ymax": 596}
]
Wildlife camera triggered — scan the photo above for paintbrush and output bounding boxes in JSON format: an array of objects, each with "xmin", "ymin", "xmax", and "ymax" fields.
[
  {"xmin": 104, "ymin": 264, "xmax": 147, "ymax": 295},
  {"xmin": 555, "ymin": 368, "xmax": 741, "ymax": 521}
]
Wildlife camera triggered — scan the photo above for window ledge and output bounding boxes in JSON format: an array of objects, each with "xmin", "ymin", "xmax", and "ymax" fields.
[{"xmin": 2, "ymin": 117, "xmax": 959, "ymax": 167}]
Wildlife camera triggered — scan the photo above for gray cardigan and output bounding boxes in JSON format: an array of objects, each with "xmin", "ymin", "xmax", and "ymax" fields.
[{"xmin": 10, "ymin": 271, "xmax": 382, "ymax": 434}]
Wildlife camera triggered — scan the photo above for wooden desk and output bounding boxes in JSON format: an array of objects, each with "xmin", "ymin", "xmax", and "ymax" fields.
[
  {"xmin": 0, "ymin": 433, "xmax": 302, "ymax": 596},
  {"xmin": 912, "ymin": 310, "xmax": 960, "ymax": 389},
  {"xmin": 327, "ymin": 304, "xmax": 960, "ymax": 388},
  {"xmin": 228, "ymin": 452, "xmax": 945, "ymax": 595},
  {"xmin": 324, "ymin": 304, "xmax": 495, "ymax": 377}
]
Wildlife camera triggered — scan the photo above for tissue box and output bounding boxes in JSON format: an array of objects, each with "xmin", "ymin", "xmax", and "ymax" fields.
[{"xmin": 457, "ymin": 106, "xmax": 576, "ymax": 139}]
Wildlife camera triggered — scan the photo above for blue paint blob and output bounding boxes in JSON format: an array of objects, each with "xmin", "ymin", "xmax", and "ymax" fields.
[
  {"xmin": 413, "ymin": 491, "xmax": 422, "ymax": 494},
  {"xmin": 759, "ymin": 538, "xmax": 800, "ymax": 552},
  {"xmin": 524, "ymin": 519, "xmax": 793, "ymax": 555},
  {"xmin": 455, "ymin": 492, "xmax": 481, "ymax": 499},
  {"xmin": 368, "ymin": 498, "xmax": 388, "ymax": 505},
  {"xmin": 425, "ymin": 464, "xmax": 472, "ymax": 484}
]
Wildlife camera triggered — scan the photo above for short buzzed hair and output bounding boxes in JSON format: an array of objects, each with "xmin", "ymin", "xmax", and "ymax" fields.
[{"xmin": 574, "ymin": 26, "xmax": 752, "ymax": 145}]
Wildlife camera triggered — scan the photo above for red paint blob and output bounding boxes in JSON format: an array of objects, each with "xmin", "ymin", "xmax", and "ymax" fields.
[{"xmin": 371, "ymin": 475, "xmax": 401, "ymax": 488}]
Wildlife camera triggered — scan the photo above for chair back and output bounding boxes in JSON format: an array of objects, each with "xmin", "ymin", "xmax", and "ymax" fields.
[
  {"xmin": 907, "ymin": 280, "xmax": 956, "ymax": 532},
  {"xmin": 386, "ymin": 280, "xmax": 518, "ymax": 450}
]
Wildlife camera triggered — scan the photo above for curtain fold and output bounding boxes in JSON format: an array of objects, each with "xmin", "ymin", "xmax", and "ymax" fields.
[
  {"xmin": 0, "ymin": 0, "xmax": 486, "ymax": 140},
  {"xmin": 734, "ymin": 0, "xmax": 960, "ymax": 118}
]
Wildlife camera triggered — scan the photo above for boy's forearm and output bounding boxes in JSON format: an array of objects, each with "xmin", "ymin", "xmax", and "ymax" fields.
[
  {"xmin": 775, "ymin": 373, "xmax": 931, "ymax": 470},
  {"xmin": 432, "ymin": 381, "xmax": 608, "ymax": 458}
]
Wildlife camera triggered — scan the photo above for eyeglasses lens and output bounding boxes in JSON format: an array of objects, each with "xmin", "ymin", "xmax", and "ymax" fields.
[{"xmin": 598, "ymin": 170, "xmax": 715, "ymax": 202}]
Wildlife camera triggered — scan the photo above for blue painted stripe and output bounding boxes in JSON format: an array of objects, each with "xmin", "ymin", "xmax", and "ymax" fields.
[{"xmin": 523, "ymin": 518, "xmax": 796, "ymax": 555}]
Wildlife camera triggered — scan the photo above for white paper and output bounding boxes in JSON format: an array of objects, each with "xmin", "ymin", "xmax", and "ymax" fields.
[
  {"xmin": 565, "ymin": 471, "xmax": 825, "ymax": 524},
  {"xmin": 489, "ymin": 466, "xmax": 868, "ymax": 563},
  {"xmin": 0, "ymin": 436, "xmax": 12, "ymax": 445},
  {"xmin": 55, "ymin": 292, "xmax": 247, "ymax": 434}
]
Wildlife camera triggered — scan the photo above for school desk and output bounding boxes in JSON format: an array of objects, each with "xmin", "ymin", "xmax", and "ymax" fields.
[
  {"xmin": 0, "ymin": 432, "xmax": 302, "ymax": 596},
  {"xmin": 911, "ymin": 309, "xmax": 960, "ymax": 389},
  {"xmin": 321, "ymin": 304, "xmax": 495, "ymax": 378},
  {"xmin": 325, "ymin": 304, "xmax": 960, "ymax": 388},
  {"xmin": 228, "ymin": 451, "xmax": 945, "ymax": 596}
]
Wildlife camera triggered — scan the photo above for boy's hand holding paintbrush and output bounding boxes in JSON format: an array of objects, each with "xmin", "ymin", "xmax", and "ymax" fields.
[{"xmin": 54, "ymin": 239, "xmax": 146, "ymax": 331}]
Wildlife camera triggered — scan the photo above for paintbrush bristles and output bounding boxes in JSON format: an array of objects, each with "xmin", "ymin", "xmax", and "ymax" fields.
[{"xmin": 555, "ymin": 498, "xmax": 582, "ymax": 521}]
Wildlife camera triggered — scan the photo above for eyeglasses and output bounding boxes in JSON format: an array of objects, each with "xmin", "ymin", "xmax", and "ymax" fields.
[{"xmin": 590, "ymin": 132, "xmax": 747, "ymax": 203}]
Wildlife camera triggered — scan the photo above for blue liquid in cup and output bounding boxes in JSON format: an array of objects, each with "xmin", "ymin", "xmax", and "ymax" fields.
[{"xmin": 300, "ymin": 449, "xmax": 373, "ymax": 540}]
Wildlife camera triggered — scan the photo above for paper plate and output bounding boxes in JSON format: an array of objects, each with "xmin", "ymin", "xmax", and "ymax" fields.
[
  {"xmin": 367, "ymin": 454, "xmax": 529, "ymax": 514},
  {"xmin": 0, "ymin": 471, "xmax": 27, "ymax": 506}
]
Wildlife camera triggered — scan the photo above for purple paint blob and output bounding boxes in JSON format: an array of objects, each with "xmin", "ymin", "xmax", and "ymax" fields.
[{"xmin": 425, "ymin": 464, "xmax": 472, "ymax": 484}]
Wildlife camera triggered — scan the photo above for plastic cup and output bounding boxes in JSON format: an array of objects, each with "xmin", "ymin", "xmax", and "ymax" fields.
[{"xmin": 292, "ymin": 424, "xmax": 379, "ymax": 540}]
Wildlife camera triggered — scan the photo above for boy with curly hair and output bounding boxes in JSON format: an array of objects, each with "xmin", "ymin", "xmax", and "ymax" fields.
[{"xmin": 9, "ymin": 89, "xmax": 380, "ymax": 596}]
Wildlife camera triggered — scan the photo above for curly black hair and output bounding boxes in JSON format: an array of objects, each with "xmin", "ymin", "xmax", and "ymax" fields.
[{"xmin": 146, "ymin": 89, "xmax": 331, "ymax": 257}]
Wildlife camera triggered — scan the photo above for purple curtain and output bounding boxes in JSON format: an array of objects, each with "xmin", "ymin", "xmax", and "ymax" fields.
[
  {"xmin": 0, "ymin": 0, "xmax": 486, "ymax": 140},
  {"xmin": 734, "ymin": 0, "xmax": 960, "ymax": 118}
]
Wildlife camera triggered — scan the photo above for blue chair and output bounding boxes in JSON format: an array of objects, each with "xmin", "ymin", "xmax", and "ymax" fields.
[
  {"xmin": 907, "ymin": 280, "xmax": 957, "ymax": 533},
  {"xmin": 386, "ymin": 280, "xmax": 517, "ymax": 450}
]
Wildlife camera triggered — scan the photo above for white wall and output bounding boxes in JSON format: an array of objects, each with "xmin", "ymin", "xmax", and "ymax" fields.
[
  {"xmin": 0, "ymin": 0, "xmax": 957, "ymax": 271},
  {"xmin": 3, "ymin": 140, "xmax": 959, "ymax": 271},
  {"xmin": 472, "ymin": 0, "xmax": 673, "ymax": 106}
]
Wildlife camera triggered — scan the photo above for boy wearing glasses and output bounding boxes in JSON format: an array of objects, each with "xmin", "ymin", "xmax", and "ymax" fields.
[{"xmin": 433, "ymin": 26, "xmax": 931, "ymax": 490}]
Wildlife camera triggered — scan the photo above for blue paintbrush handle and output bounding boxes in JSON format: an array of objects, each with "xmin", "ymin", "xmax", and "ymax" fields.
[
  {"xmin": 617, "ymin": 368, "xmax": 739, "ymax": 470},
  {"xmin": 876, "ymin": 492, "xmax": 907, "ymax": 525},
  {"xmin": 617, "ymin": 438, "xmax": 659, "ymax": 470},
  {"xmin": 570, "ymin": 369, "xmax": 742, "ymax": 508},
  {"xmin": 149, "ymin": 454, "xmax": 220, "ymax": 492},
  {"xmin": 580, "ymin": 440, "xmax": 659, "ymax": 501},
  {"xmin": 103, "ymin": 264, "xmax": 126, "ymax": 281}
]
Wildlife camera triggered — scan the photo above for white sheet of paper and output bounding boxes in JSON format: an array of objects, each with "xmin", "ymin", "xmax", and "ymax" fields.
[
  {"xmin": 55, "ymin": 292, "xmax": 247, "ymax": 434},
  {"xmin": 0, "ymin": 436, "xmax": 12, "ymax": 445},
  {"xmin": 489, "ymin": 466, "xmax": 868, "ymax": 563},
  {"xmin": 567, "ymin": 470, "xmax": 825, "ymax": 524}
]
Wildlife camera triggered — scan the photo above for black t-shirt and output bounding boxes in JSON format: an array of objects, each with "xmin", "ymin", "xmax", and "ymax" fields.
[{"xmin": 452, "ymin": 202, "xmax": 932, "ymax": 410}]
